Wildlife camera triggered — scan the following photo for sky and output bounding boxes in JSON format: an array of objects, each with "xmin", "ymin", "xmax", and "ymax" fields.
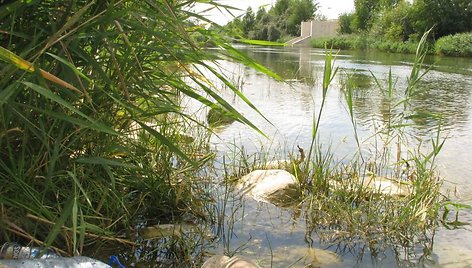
[{"xmin": 200, "ymin": 0, "xmax": 355, "ymax": 25}]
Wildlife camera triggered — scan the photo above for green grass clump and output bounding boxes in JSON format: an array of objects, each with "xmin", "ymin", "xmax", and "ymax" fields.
[
  {"xmin": 207, "ymin": 107, "xmax": 236, "ymax": 128},
  {"xmin": 301, "ymin": 30, "xmax": 449, "ymax": 261},
  {"xmin": 0, "ymin": 0, "xmax": 279, "ymax": 263},
  {"xmin": 311, "ymin": 34, "xmax": 427, "ymax": 55},
  {"xmin": 373, "ymin": 40, "xmax": 419, "ymax": 54},
  {"xmin": 310, "ymin": 35, "xmax": 368, "ymax": 50},
  {"xmin": 435, "ymin": 32, "xmax": 472, "ymax": 57}
]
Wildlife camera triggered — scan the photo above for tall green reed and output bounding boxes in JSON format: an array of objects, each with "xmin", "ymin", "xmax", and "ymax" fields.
[
  {"xmin": 0, "ymin": 0, "xmax": 278, "ymax": 260},
  {"xmin": 296, "ymin": 30, "xmax": 448, "ymax": 262}
]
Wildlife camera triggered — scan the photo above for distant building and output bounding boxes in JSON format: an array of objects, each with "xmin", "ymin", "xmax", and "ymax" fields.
[{"xmin": 287, "ymin": 20, "xmax": 339, "ymax": 46}]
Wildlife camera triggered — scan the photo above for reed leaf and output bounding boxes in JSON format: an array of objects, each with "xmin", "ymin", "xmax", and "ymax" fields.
[{"xmin": 0, "ymin": 46, "xmax": 81, "ymax": 93}]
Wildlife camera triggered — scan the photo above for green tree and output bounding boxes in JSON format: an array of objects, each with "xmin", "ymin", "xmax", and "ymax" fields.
[
  {"xmin": 287, "ymin": 0, "xmax": 318, "ymax": 35},
  {"xmin": 225, "ymin": 0, "xmax": 319, "ymax": 40},
  {"xmin": 268, "ymin": 24, "xmax": 282, "ymax": 41},
  {"xmin": 242, "ymin": 7, "xmax": 256, "ymax": 35},
  {"xmin": 371, "ymin": 0, "xmax": 413, "ymax": 41},
  {"xmin": 225, "ymin": 17, "xmax": 244, "ymax": 37},
  {"xmin": 256, "ymin": 6, "xmax": 267, "ymax": 22},
  {"xmin": 338, "ymin": 13, "xmax": 355, "ymax": 34},
  {"xmin": 273, "ymin": 0, "xmax": 291, "ymax": 15},
  {"xmin": 410, "ymin": 0, "xmax": 472, "ymax": 39},
  {"xmin": 352, "ymin": 0, "xmax": 381, "ymax": 31}
]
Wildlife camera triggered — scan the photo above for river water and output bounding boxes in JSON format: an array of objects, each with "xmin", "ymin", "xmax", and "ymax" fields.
[{"xmin": 203, "ymin": 46, "xmax": 472, "ymax": 267}]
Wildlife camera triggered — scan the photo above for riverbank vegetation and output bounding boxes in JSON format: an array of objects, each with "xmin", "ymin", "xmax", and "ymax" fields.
[
  {"xmin": 435, "ymin": 32, "xmax": 472, "ymax": 57},
  {"xmin": 223, "ymin": 0, "xmax": 471, "ymax": 57},
  {"xmin": 314, "ymin": 0, "xmax": 472, "ymax": 57},
  {"xmin": 224, "ymin": 0, "xmax": 320, "ymax": 41},
  {"xmin": 0, "ymin": 0, "xmax": 277, "ymax": 265}
]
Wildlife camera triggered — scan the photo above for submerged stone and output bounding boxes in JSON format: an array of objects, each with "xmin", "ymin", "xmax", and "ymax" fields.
[
  {"xmin": 207, "ymin": 107, "xmax": 235, "ymax": 128},
  {"xmin": 361, "ymin": 175, "xmax": 412, "ymax": 197},
  {"xmin": 238, "ymin": 169, "xmax": 300, "ymax": 206},
  {"xmin": 201, "ymin": 255, "xmax": 261, "ymax": 268},
  {"xmin": 139, "ymin": 223, "xmax": 197, "ymax": 239},
  {"xmin": 265, "ymin": 246, "xmax": 342, "ymax": 267}
]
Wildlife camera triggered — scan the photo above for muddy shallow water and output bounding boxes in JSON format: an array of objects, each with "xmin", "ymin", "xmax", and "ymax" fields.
[{"xmin": 205, "ymin": 46, "xmax": 472, "ymax": 267}]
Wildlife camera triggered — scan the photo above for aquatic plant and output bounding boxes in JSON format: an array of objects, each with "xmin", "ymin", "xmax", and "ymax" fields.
[{"xmin": 292, "ymin": 30, "xmax": 455, "ymax": 264}]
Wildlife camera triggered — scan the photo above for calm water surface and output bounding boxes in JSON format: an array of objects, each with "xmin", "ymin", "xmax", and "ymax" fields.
[{"xmin": 205, "ymin": 46, "xmax": 472, "ymax": 267}]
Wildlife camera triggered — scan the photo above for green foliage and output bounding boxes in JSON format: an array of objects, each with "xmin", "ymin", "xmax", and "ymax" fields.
[
  {"xmin": 225, "ymin": 17, "xmax": 244, "ymax": 37},
  {"xmin": 435, "ymin": 32, "xmax": 472, "ymax": 57},
  {"xmin": 286, "ymin": 0, "xmax": 318, "ymax": 36},
  {"xmin": 242, "ymin": 7, "xmax": 256, "ymax": 35},
  {"xmin": 338, "ymin": 13, "xmax": 355, "ymax": 34},
  {"xmin": 310, "ymin": 35, "xmax": 369, "ymax": 50},
  {"xmin": 273, "ymin": 0, "xmax": 291, "ymax": 16},
  {"xmin": 226, "ymin": 0, "xmax": 318, "ymax": 41},
  {"xmin": 346, "ymin": 0, "xmax": 471, "ymax": 53},
  {"xmin": 256, "ymin": 6, "xmax": 267, "ymax": 22},
  {"xmin": 410, "ymin": 0, "xmax": 472, "ymax": 39},
  {"xmin": 0, "ymin": 0, "xmax": 279, "ymax": 259},
  {"xmin": 352, "ymin": 0, "xmax": 381, "ymax": 31},
  {"xmin": 370, "ymin": 1, "xmax": 413, "ymax": 42},
  {"xmin": 317, "ymin": 0, "xmax": 472, "ymax": 57},
  {"xmin": 374, "ymin": 40, "xmax": 419, "ymax": 54},
  {"xmin": 310, "ymin": 34, "xmax": 420, "ymax": 54}
]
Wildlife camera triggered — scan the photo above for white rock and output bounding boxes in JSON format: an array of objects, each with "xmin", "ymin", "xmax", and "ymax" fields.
[
  {"xmin": 201, "ymin": 255, "xmax": 261, "ymax": 268},
  {"xmin": 361, "ymin": 175, "xmax": 411, "ymax": 197},
  {"xmin": 239, "ymin": 169, "xmax": 300, "ymax": 205}
]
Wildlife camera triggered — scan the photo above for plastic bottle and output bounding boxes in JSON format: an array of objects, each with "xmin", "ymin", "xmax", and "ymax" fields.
[
  {"xmin": 0, "ymin": 256, "xmax": 111, "ymax": 268},
  {"xmin": 0, "ymin": 242, "xmax": 60, "ymax": 259}
]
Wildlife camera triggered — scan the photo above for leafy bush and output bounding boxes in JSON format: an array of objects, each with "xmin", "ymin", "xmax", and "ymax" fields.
[
  {"xmin": 374, "ymin": 40, "xmax": 420, "ymax": 54},
  {"xmin": 311, "ymin": 34, "xmax": 426, "ymax": 55},
  {"xmin": 311, "ymin": 35, "xmax": 368, "ymax": 50},
  {"xmin": 370, "ymin": 1, "xmax": 414, "ymax": 42},
  {"xmin": 435, "ymin": 32, "xmax": 472, "ymax": 57},
  {"xmin": 338, "ymin": 13, "xmax": 355, "ymax": 34}
]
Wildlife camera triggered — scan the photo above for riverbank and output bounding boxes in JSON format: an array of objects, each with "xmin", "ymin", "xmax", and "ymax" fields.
[{"xmin": 310, "ymin": 32, "xmax": 472, "ymax": 57}]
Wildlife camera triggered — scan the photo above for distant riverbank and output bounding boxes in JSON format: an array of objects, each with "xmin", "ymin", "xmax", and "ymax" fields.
[{"xmin": 310, "ymin": 32, "xmax": 472, "ymax": 57}]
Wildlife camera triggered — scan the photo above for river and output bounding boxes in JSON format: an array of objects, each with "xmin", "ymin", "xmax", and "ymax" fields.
[{"xmin": 205, "ymin": 46, "xmax": 472, "ymax": 267}]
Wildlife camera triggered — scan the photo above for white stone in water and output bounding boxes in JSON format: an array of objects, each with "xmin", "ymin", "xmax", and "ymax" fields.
[
  {"xmin": 361, "ymin": 175, "xmax": 412, "ymax": 197},
  {"xmin": 265, "ymin": 246, "xmax": 342, "ymax": 267},
  {"xmin": 239, "ymin": 169, "xmax": 300, "ymax": 205},
  {"xmin": 201, "ymin": 255, "xmax": 261, "ymax": 268}
]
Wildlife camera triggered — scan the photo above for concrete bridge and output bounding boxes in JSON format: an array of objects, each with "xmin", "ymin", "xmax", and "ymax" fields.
[{"xmin": 287, "ymin": 20, "xmax": 339, "ymax": 46}]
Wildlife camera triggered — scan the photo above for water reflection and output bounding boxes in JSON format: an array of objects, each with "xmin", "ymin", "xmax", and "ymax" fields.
[{"xmin": 238, "ymin": 45, "xmax": 472, "ymax": 138}]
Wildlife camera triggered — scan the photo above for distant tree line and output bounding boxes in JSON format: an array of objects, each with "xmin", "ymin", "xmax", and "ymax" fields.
[
  {"xmin": 224, "ymin": 0, "xmax": 319, "ymax": 41},
  {"xmin": 339, "ymin": 0, "xmax": 472, "ymax": 41}
]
